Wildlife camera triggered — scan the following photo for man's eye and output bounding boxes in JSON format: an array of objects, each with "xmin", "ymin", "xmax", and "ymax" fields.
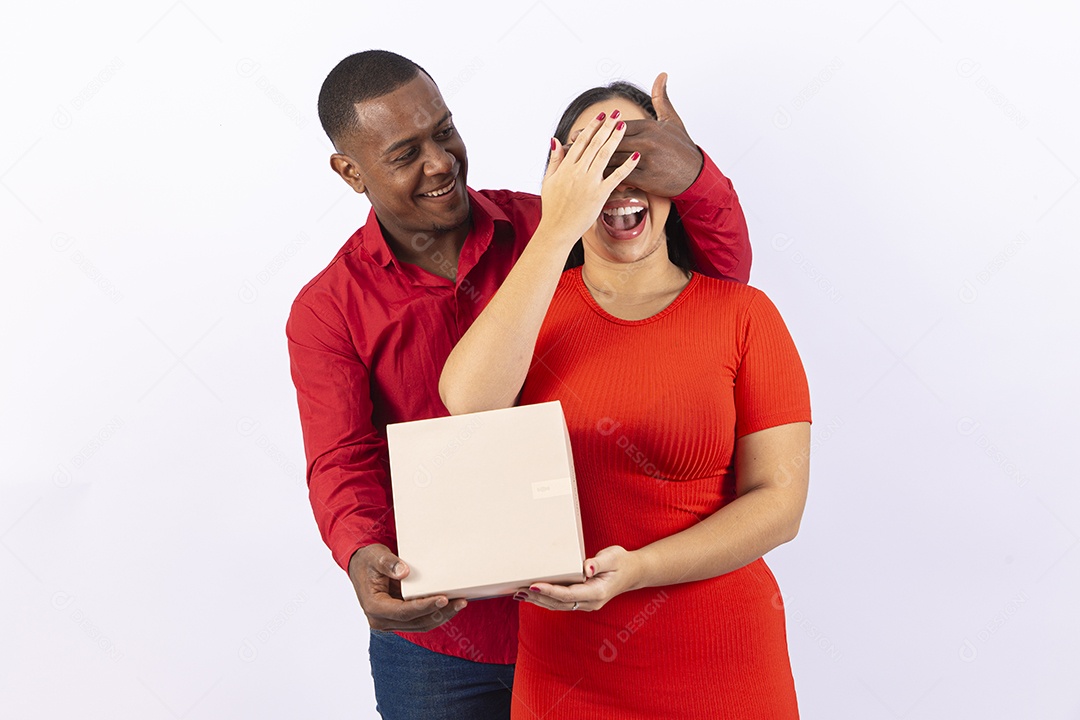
[
  {"xmin": 395, "ymin": 148, "xmax": 417, "ymax": 162},
  {"xmin": 436, "ymin": 126, "xmax": 455, "ymax": 139}
]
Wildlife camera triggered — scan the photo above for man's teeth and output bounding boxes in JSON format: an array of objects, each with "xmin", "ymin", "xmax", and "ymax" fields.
[
  {"xmin": 423, "ymin": 179, "xmax": 455, "ymax": 197},
  {"xmin": 603, "ymin": 206, "xmax": 645, "ymax": 217}
]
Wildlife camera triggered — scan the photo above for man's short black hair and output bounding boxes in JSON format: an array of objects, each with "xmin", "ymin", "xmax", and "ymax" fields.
[{"xmin": 318, "ymin": 50, "xmax": 432, "ymax": 146}]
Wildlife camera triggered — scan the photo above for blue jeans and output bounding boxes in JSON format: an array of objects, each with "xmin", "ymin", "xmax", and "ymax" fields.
[{"xmin": 368, "ymin": 629, "xmax": 515, "ymax": 719}]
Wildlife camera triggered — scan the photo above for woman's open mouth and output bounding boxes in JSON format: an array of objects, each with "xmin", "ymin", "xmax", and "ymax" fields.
[{"xmin": 599, "ymin": 200, "xmax": 648, "ymax": 240}]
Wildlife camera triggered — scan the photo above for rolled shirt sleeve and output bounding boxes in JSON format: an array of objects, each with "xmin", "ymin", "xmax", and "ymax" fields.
[{"xmin": 672, "ymin": 148, "xmax": 752, "ymax": 284}]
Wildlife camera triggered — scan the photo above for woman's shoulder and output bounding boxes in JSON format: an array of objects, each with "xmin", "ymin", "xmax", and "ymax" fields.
[
  {"xmin": 684, "ymin": 275, "xmax": 791, "ymax": 335},
  {"xmin": 690, "ymin": 274, "xmax": 767, "ymax": 306}
]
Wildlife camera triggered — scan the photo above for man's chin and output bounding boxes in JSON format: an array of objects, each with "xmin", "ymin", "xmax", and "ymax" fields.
[{"xmin": 431, "ymin": 207, "xmax": 472, "ymax": 234}]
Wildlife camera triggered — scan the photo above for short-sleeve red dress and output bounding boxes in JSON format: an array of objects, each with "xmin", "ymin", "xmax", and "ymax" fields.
[{"xmin": 512, "ymin": 268, "xmax": 811, "ymax": 719}]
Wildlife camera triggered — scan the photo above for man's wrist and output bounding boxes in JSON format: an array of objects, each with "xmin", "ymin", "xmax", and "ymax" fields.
[
  {"xmin": 672, "ymin": 145, "xmax": 708, "ymax": 201},
  {"xmin": 347, "ymin": 545, "xmax": 368, "ymax": 575},
  {"xmin": 347, "ymin": 542, "xmax": 384, "ymax": 573}
]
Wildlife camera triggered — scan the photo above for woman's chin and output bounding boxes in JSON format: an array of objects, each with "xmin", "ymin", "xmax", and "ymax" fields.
[{"xmin": 589, "ymin": 222, "xmax": 666, "ymax": 264}]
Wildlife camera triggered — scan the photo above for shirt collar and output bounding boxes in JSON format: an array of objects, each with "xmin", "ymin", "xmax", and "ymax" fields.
[
  {"xmin": 357, "ymin": 187, "xmax": 513, "ymax": 275},
  {"xmin": 458, "ymin": 188, "xmax": 512, "ymax": 278}
]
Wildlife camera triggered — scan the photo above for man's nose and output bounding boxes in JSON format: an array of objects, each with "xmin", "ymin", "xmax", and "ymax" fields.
[{"xmin": 424, "ymin": 144, "xmax": 454, "ymax": 175}]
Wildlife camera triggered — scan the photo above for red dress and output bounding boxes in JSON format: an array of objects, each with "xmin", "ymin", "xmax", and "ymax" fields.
[{"xmin": 513, "ymin": 268, "xmax": 811, "ymax": 719}]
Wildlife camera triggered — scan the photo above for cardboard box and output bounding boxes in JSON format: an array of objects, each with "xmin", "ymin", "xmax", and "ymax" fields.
[{"xmin": 387, "ymin": 401, "xmax": 585, "ymax": 600}]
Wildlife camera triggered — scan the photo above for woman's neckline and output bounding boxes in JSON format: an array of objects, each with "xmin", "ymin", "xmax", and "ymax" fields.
[{"xmin": 571, "ymin": 266, "xmax": 700, "ymax": 325}]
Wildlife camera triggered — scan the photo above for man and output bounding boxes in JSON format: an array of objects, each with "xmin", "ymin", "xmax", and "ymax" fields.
[{"xmin": 287, "ymin": 50, "xmax": 751, "ymax": 718}]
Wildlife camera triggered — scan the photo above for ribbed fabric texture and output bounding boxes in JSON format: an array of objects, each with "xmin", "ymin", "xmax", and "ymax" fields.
[{"xmin": 512, "ymin": 268, "xmax": 811, "ymax": 719}]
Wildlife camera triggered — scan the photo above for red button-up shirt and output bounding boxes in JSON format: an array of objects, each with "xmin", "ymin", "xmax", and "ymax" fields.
[{"xmin": 286, "ymin": 151, "xmax": 751, "ymax": 664}]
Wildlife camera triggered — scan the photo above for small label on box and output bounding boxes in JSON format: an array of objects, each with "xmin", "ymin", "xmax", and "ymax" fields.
[{"xmin": 532, "ymin": 478, "xmax": 571, "ymax": 500}]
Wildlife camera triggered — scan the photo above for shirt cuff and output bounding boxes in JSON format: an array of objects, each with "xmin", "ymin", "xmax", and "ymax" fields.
[
  {"xmin": 331, "ymin": 519, "xmax": 397, "ymax": 572},
  {"xmin": 672, "ymin": 147, "xmax": 735, "ymax": 212}
]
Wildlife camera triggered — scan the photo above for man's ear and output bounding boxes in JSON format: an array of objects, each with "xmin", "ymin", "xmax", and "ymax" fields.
[{"xmin": 330, "ymin": 153, "xmax": 366, "ymax": 194}]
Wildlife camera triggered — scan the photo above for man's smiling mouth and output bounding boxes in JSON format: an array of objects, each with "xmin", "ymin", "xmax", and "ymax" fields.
[{"xmin": 420, "ymin": 177, "xmax": 457, "ymax": 198}]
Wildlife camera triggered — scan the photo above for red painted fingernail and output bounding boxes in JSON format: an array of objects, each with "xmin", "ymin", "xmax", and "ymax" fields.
[
  {"xmin": 530, "ymin": 586, "xmax": 541, "ymax": 592},
  {"xmin": 550, "ymin": 138, "xmax": 557, "ymax": 151},
  {"xmin": 587, "ymin": 564, "xmax": 595, "ymax": 574},
  {"xmin": 513, "ymin": 592, "xmax": 527, "ymax": 601},
  {"xmin": 631, "ymin": 152, "xmax": 640, "ymax": 161},
  {"xmin": 611, "ymin": 109, "xmax": 621, "ymax": 119},
  {"xmin": 596, "ymin": 112, "xmax": 605, "ymax": 122},
  {"xmin": 616, "ymin": 121, "xmax": 625, "ymax": 131}
]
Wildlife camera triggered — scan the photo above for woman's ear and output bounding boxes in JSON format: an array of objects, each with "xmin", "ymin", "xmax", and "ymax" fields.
[{"xmin": 330, "ymin": 153, "xmax": 366, "ymax": 194}]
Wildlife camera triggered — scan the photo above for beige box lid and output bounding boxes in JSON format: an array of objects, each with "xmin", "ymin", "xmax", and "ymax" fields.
[{"xmin": 387, "ymin": 401, "xmax": 585, "ymax": 600}]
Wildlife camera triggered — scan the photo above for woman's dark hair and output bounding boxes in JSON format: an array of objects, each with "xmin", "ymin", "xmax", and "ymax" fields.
[{"xmin": 551, "ymin": 81, "xmax": 695, "ymax": 272}]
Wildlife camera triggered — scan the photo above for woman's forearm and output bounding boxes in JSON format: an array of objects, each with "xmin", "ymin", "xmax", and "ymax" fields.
[
  {"xmin": 439, "ymin": 220, "xmax": 574, "ymax": 415},
  {"xmin": 630, "ymin": 483, "xmax": 804, "ymax": 591},
  {"xmin": 629, "ymin": 423, "xmax": 810, "ymax": 589},
  {"xmin": 520, "ymin": 478, "xmax": 808, "ymax": 612}
]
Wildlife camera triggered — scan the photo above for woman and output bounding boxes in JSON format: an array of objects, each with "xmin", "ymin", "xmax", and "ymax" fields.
[{"xmin": 440, "ymin": 82, "xmax": 811, "ymax": 718}]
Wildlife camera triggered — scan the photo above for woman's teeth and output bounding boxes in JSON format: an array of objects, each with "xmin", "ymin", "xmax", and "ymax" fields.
[
  {"xmin": 602, "ymin": 205, "xmax": 646, "ymax": 232},
  {"xmin": 603, "ymin": 206, "xmax": 645, "ymax": 217}
]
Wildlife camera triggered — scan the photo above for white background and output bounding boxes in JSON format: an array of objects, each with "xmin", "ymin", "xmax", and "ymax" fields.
[{"xmin": 3, "ymin": 1, "xmax": 1078, "ymax": 718}]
